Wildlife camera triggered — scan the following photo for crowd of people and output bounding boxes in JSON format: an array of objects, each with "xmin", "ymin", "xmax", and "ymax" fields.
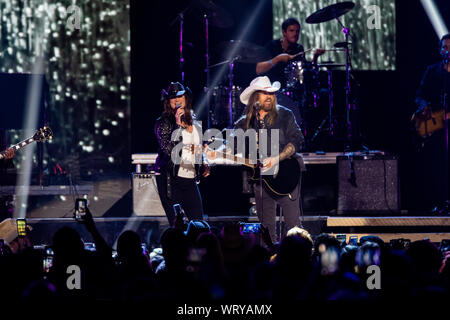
[{"xmin": 0, "ymin": 209, "xmax": 449, "ymax": 302}]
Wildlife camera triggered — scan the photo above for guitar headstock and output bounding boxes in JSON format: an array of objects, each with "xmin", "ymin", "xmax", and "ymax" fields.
[{"xmin": 33, "ymin": 126, "xmax": 53, "ymax": 142}]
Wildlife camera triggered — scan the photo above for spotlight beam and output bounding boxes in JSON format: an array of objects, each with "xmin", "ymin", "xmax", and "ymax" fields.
[
  {"xmin": 13, "ymin": 57, "xmax": 46, "ymax": 219},
  {"xmin": 420, "ymin": 0, "xmax": 449, "ymax": 38}
]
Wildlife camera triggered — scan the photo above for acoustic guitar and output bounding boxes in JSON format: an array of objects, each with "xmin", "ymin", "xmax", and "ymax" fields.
[
  {"xmin": 411, "ymin": 108, "xmax": 449, "ymax": 138},
  {"xmin": 204, "ymin": 147, "xmax": 301, "ymax": 197}
]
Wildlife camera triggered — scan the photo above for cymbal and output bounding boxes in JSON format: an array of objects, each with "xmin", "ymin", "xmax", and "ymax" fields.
[
  {"xmin": 192, "ymin": 0, "xmax": 234, "ymax": 28},
  {"xmin": 216, "ymin": 40, "xmax": 270, "ymax": 63},
  {"xmin": 306, "ymin": 1, "xmax": 355, "ymax": 24}
]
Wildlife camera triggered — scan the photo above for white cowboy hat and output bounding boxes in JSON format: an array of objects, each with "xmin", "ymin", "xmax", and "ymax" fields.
[{"xmin": 239, "ymin": 76, "xmax": 281, "ymax": 105}]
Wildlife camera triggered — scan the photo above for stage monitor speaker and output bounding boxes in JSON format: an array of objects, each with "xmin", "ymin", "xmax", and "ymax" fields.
[
  {"xmin": 337, "ymin": 155, "xmax": 400, "ymax": 214},
  {"xmin": 132, "ymin": 173, "xmax": 165, "ymax": 216}
]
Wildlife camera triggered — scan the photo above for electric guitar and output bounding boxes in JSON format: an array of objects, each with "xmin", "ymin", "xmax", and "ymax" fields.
[
  {"xmin": 411, "ymin": 108, "xmax": 449, "ymax": 138},
  {"xmin": 204, "ymin": 148, "xmax": 301, "ymax": 197},
  {"xmin": 0, "ymin": 126, "xmax": 53, "ymax": 159}
]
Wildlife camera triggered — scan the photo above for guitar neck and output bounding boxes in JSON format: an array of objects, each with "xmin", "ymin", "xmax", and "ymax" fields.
[
  {"xmin": 0, "ymin": 137, "xmax": 36, "ymax": 159},
  {"xmin": 188, "ymin": 143, "xmax": 256, "ymax": 167},
  {"xmin": 214, "ymin": 150, "xmax": 256, "ymax": 167}
]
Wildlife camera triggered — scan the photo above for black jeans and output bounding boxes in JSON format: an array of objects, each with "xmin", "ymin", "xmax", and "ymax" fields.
[
  {"xmin": 422, "ymin": 130, "xmax": 449, "ymax": 209},
  {"xmin": 156, "ymin": 170, "xmax": 204, "ymax": 225}
]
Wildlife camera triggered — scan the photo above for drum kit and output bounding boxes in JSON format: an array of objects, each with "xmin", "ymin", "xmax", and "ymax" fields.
[{"xmin": 172, "ymin": 1, "xmax": 359, "ymax": 149}]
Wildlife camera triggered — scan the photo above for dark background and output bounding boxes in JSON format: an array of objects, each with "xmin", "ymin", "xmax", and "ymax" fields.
[{"xmin": 130, "ymin": 0, "xmax": 450, "ymax": 212}]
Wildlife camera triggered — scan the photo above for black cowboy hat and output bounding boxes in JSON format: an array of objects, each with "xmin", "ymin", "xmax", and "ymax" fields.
[{"xmin": 161, "ymin": 82, "xmax": 192, "ymax": 100}]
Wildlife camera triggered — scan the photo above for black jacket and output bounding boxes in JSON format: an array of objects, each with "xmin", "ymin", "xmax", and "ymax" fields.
[{"xmin": 234, "ymin": 105, "xmax": 305, "ymax": 171}]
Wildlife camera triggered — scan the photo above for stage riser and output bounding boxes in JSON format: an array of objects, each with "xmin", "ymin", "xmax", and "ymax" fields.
[
  {"xmin": 329, "ymin": 233, "xmax": 450, "ymax": 244},
  {"xmin": 24, "ymin": 216, "xmax": 449, "ymax": 248}
]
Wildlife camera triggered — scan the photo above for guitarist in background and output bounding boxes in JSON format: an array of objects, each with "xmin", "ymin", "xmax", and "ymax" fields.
[
  {"xmin": 414, "ymin": 34, "xmax": 450, "ymax": 213},
  {"xmin": 235, "ymin": 76, "xmax": 305, "ymax": 241}
]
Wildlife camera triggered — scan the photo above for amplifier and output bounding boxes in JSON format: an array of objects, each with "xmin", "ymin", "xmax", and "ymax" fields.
[
  {"xmin": 337, "ymin": 155, "xmax": 400, "ymax": 214},
  {"xmin": 132, "ymin": 173, "xmax": 165, "ymax": 216}
]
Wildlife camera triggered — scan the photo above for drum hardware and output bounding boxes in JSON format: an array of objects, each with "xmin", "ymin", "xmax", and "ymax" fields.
[
  {"xmin": 227, "ymin": 56, "xmax": 238, "ymax": 128},
  {"xmin": 308, "ymin": 65, "xmax": 338, "ymax": 147},
  {"xmin": 205, "ymin": 56, "xmax": 244, "ymax": 128},
  {"xmin": 306, "ymin": 1, "xmax": 361, "ymax": 149},
  {"xmin": 193, "ymin": 1, "xmax": 234, "ymax": 128},
  {"xmin": 170, "ymin": 1, "xmax": 234, "ymax": 127},
  {"xmin": 322, "ymin": 48, "xmax": 346, "ymax": 52},
  {"xmin": 318, "ymin": 63, "xmax": 346, "ymax": 69},
  {"xmin": 212, "ymin": 40, "xmax": 270, "ymax": 127},
  {"xmin": 210, "ymin": 85, "xmax": 244, "ymax": 128},
  {"xmin": 169, "ymin": 5, "xmax": 190, "ymax": 83},
  {"xmin": 216, "ymin": 40, "xmax": 270, "ymax": 64},
  {"xmin": 334, "ymin": 42, "xmax": 352, "ymax": 48},
  {"xmin": 192, "ymin": 0, "xmax": 234, "ymax": 29}
]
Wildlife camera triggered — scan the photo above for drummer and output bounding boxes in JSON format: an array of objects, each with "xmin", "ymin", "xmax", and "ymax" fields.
[{"xmin": 256, "ymin": 18, "xmax": 325, "ymax": 88}]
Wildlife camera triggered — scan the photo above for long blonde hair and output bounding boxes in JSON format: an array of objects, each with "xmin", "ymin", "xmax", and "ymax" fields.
[{"xmin": 244, "ymin": 91, "xmax": 278, "ymax": 129}]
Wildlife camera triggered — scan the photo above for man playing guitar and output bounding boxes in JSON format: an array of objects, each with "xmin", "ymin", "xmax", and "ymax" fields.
[
  {"xmin": 209, "ymin": 76, "xmax": 305, "ymax": 241},
  {"xmin": 414, "ymin": 34, "xmax": 450, "ymax": 213}
]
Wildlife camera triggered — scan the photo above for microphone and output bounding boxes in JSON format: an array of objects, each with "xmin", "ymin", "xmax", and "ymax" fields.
[
  {"xmin": 254, "ymin": 101, "xmax": 263, "ymax": 124},
  {"xmin": 175, "ymin": 103, "xmax": 185, "ymax": 124}
]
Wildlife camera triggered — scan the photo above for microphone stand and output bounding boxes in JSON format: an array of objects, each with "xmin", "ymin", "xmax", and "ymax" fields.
[
  {"xmin": 170, "ymin": 4, "xmax": 193, "ymax": 83},
  {"xmin": 255, "ymin": 106, "xmax": 265, "ymax": 237}
]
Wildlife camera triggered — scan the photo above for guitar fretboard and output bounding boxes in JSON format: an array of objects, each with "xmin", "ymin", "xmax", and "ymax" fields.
[{"xmin": 0, "ymin": 137, "xmax": 36, "ymax": 159}]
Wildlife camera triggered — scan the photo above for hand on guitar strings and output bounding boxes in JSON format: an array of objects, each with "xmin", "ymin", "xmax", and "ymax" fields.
[
  {"xmin": 262, "ymin": 156, "xmax": 279, "ymax": 173},
  {"xmin": 204, "ymin": 144, "xmax": 231, "ymax": 161}
]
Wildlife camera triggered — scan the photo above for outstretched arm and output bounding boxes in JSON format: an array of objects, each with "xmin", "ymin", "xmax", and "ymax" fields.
[
  {"xmin": 256, "ymin": 53, "xmax": 298, "ymax": 75},
  {"xmin": 81, "ymin": 208, "xmax": 112, "ymax": 258}
]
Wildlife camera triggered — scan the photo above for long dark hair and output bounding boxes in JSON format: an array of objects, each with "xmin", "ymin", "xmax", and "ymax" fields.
[
  {"xmin": 162, "ymin": 93, "xmax": 194, "ymax": 126},
  {"xmin": 244, "ymin": 91, "xmax": 278, "ymax": 129}
]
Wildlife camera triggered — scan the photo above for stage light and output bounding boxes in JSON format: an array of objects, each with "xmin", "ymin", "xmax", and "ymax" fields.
[{"xmin": 420, "ymin": 0, "xmax": 449, "ymax": 38}]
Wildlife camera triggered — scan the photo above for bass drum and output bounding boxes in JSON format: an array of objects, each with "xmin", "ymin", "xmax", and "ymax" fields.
[
  {"xmin": 210, "ymin": 86, "xmax": 245, "ymax": 128},
  {"xmin": 284, "ymin": 60, "xmax": 319, "ymax": 108}
]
